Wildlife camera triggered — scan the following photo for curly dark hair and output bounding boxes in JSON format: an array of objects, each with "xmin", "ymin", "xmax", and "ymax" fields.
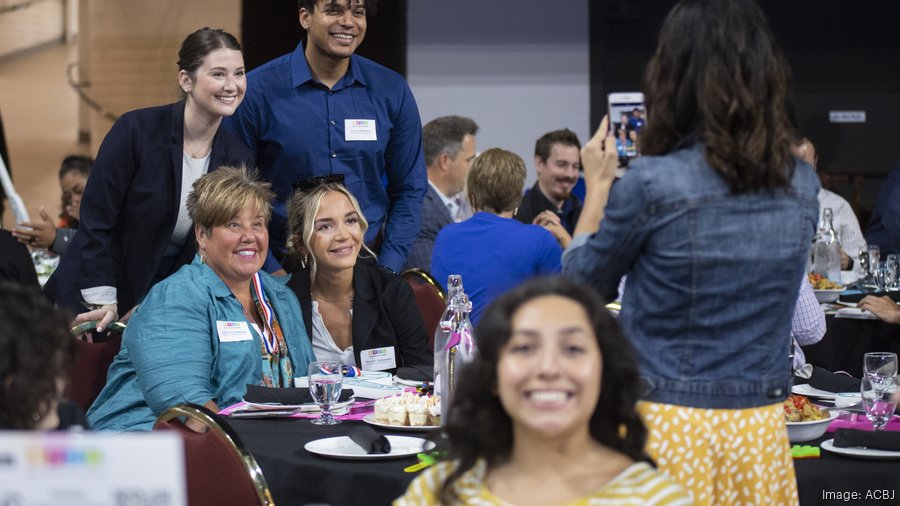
[
  {"xmin": 640, "ymin": 0, "xmax": 796, "ymax": 193},
  {"xmin": 439, "ymin": 277, "xmax": 650, "ymax": 503},
  {"xmin": 0, "ymin": 282, "xmax": 76, "ymax": 429}
]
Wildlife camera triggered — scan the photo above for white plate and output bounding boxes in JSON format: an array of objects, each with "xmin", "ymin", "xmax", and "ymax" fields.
[
  {"xmin": 394, "ymin": 376, "xmax": 433, "ymax": 387},
  {"xmin": 792, "ymin": 384, "xmax": 836, "ymax": 401},
  {"xmin": 305, "ymin": 435, "xmax": 435, "ymax": 460},
  {"xmin": 821, "ymin": 438, "xmax": 900, "ymax": 460},
  {"xmin": 362, "ymin": 414, "xmax": 440, "ymax": 432},
  {"xmin": 242, "ymin": 397, "xmax": 355, "ymax": 413}
]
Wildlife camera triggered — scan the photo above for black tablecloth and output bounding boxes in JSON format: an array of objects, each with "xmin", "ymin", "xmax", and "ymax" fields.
[
  {"xmin": 795, "ymin": 435, "xmax": 900, "ymax": 505},
  {"xmin": 228, "ymin": 418, "xmax": 427, "ymax": 506},
  {"xmin": 230, "ymin": 417, "xmax": 900, "ymax": 506},
  {"xmin": 802, "ymin": 315, "xmax": 900, "ymax": 377}
]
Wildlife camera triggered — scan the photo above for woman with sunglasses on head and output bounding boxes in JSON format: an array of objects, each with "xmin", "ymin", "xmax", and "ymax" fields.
[
  {"xmin": 396, "ymin": 277, "xmax": 690, "ymax": 505},
  {"xmin": 564, "ymin": 1, "xmax": 819, "ymax": 503},
  {"xmin": 45, "ymin": 28, "xmax": 254, "ymax": 333},
  {"xmin": 284, "ymin": 179, "xmax": 432, "ymax": 375}
]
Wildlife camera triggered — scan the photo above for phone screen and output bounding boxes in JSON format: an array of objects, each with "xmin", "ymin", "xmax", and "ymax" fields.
[{"xmin": 608, "ymin": 93, "xmax": 645, "ymax": 163}]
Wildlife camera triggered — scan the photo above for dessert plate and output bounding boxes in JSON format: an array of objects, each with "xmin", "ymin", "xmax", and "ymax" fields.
[
  {"xmin": 820, "ymin": 439, "xmax": 900, "ymax": 460},
  {"xmin": 362, "ymin": 414, "xmax": 440, "ymax": 432},
  {"xmin": 791, "ymin": 384, "xmax": 835, "ymax": 401},
  {"xmin": 305, "ymin": 435, "xmax": 435, "ymax": 460}
]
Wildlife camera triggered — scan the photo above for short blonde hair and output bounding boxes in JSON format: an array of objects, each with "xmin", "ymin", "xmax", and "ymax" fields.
[
  {"xmin": 187, "ymin": 166, "xmax": 274, "ymax": 231},
  {"xmin": 286, "ymin": 183, "xmax": 375, "ymax": 280},
  {"xmin": 466, "ymin": 148, "xmax": 526, "ymax": 213}
]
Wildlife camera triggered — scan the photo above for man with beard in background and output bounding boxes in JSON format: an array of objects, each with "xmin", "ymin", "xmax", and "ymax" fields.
[{"xmin": 514, "ymin": 128, "xmax": 582, "ymax": 248}]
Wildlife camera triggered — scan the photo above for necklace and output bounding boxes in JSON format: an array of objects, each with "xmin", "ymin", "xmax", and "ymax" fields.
[
  {"xmin": 184, "ymin": 136, "xmax": 212, "ymax": 158},
  {"xmin": 312, "ymin": 291, "xmax": 354, "ymax": 305}
]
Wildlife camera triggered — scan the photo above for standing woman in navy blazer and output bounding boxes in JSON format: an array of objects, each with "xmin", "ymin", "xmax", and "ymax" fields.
[{"xmin": 45, "ymin": 28, "xmax": 255, "ymax": 331}]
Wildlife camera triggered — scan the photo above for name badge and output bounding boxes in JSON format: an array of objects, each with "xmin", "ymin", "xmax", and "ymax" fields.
[
  {"xmin": 345, "ymin": 119, "xmax": 377, "ymax": 141},
  {"xmin": 360, "ymin": 346, "xmax": 397, "ymax": 371},
  {"xmin": 216, "ymin": 321, "xmax": 254, "ymax": 342}
]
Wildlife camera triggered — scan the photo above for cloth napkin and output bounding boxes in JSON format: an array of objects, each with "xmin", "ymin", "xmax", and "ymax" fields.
[
  {"xmin": 243, "ymin": 384, "xmax": 354, "ymax": 405},
  {"xmin": 806, "ymin": 367, "xmax": 860, "ymax": 393},
  {"xmin": 349, "ymin": 426, "xmax": 391, "ymax": 454},
  {"xmin": 832, "ymin": 428, "xmax": 900, "ymax": 451},
  {"xmin": 397, "ymin": 365, "xmax": 433, "ymax": 383}
]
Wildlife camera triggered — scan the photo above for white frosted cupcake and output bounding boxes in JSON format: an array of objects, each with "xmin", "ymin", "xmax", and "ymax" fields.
[
  {"xmin": 374, "ymin": 397, "xmax": 391, "ymax": 422},
  {"xmin": 428, "ymin": 401, "xmax": 441, "ymax": 426},
  {"xmin": 387, "ymin": 403, "xmax": 408, "ymax": 426},
  {"xmin": 407, "ymin": 403, "xmax": 427, "ymax": 426}
]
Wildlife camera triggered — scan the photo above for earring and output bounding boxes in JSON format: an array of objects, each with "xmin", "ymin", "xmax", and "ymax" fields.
[{"xmin": 301, "ymin": 255, "xmax": 308, "ymax": 269}]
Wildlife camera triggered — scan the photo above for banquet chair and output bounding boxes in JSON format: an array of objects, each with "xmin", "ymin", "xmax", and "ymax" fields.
[
  {"xmin": 401, "ymin": 268, "xmax": 446, "ymax": 344},
  {"xmin": 67, "ymin": 320, "xmax": 126, "ymax": 413},
  {"xmin": 154, "ymin": 403, "xmax": 273, "ymax": 506}
]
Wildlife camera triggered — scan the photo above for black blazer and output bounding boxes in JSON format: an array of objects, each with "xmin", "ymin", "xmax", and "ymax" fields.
[
  {"xmin": 45, "ymin": 101, "xmax": 255, "ymax": 314},
  {"xmin": 287, "ymin": 259, "xmax": 433, "ymax": 373}
]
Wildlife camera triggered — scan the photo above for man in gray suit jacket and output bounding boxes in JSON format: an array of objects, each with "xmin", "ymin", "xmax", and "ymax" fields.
[{"xmin": 403, "ymin": 116, "xmax": 478, "ymax": 271}]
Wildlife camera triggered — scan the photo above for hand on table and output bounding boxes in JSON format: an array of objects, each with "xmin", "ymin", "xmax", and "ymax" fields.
[
  {"xmin": 857, "ymin": 295, "xmax": 900, "ymax": 324},
  {"xmin": 13, "ymin": 207, "xmax": 56, "ymax": 249}
]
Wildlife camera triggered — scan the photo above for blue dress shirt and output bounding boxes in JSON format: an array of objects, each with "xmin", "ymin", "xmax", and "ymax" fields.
[{"xmin": 223, "ymin": 41, "xmax": 427, "ymax": 272}]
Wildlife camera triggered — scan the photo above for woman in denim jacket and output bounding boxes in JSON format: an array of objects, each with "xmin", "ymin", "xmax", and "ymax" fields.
[{"xmin": 563, "ymin": 1, "xmax": 818, "ymax": 504}]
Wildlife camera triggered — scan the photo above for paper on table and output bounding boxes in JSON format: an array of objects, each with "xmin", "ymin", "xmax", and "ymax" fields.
[{"xmin": 835, "ymin": 307, "xmax": 880, "ymax": 320}]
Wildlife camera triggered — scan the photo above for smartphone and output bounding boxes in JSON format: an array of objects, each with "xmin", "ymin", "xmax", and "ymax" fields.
[{"xmin": 608, "ymin": 92, "xmax": 645, "ymax": 162}]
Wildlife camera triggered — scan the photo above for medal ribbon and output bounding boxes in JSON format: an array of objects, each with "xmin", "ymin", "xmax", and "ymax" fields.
[{"xmin": 251, "ymin": 272, "xmax": 278, "ymax": 355}]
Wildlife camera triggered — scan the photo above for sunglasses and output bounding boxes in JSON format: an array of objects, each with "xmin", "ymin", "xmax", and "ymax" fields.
[{"xmin": 291, "ymin": 173, "xmax": 346, "ymax": 194}]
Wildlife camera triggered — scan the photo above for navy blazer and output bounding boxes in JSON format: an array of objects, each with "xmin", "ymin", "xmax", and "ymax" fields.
[
  {"xmin": 287, "ymin": 259, "xmax": 433, "ymax": 374},
  {"xmin": 45, "ymin": 101, "xmax": 255, "ymax": 314},
  {"xmin": 403, "ymin": 184, "xmax": 453, "ymax": 272}
]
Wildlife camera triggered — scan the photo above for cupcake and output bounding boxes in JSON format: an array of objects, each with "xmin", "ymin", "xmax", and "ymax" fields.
[
  {"xmin": 428, "ymin": 401, "xmax": 441, "ymax": 426},
  {"xmin": 407, "ymin": 403, "xmax": 427, "ymax": 426},
  {"xmin": 387, "ymin": 403, "xmax": 408, "ymax": 426},
  {"xmin": 374, "ymin": 397, "xmax": 391, "ymax": 422}
]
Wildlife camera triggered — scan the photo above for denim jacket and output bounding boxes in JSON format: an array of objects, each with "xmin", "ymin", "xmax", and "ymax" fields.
[{"xmin": 564, "ymin": 144, "xmax": 819, "ymax": 409}]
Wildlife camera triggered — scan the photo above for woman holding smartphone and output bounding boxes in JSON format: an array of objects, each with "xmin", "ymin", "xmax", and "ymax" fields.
[{"xmin": 564, "ymin": 0, "xmax": 819, "ymax": 503}]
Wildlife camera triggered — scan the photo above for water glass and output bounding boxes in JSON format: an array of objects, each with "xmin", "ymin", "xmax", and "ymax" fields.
[
  {"xmin": 308, "ymin": 361, "xmax": 343, "ymax": 425},
  {"xmin": 861, "ymin": 377, "xmax": 898, "ymax": 431},
  {"xmin": 874, "ymin": 262, "xmax": 894, "ymax": 292},
  {"xmin": 864, "ymin": 352, "xmax": 898, "ymax": 381},
  {"xmin": 868, "ymin": 245, "xmax": 881, "ymax": 276},
  {"xmin": 886, "ymin": 254, "xmax": 900, "ymax": 291}
]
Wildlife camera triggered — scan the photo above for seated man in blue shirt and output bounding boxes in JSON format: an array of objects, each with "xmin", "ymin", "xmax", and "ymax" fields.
[
  {"xmin": 224, "ymin": 0, "xmax": 427, "ymax": 273},
  {"xmin": 514, "ymin": 128, "xmax": 583, "ymax": 247}
]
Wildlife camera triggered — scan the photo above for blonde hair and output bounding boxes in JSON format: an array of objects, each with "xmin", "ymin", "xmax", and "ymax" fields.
[
  {"xmin": 286, "ymin": 183, "xmax": 375, "ymax": 281},
  {"xmin": 187, "ymin": 165, "xmax": 274, "ymax": 232},
  {"xmin": 466, "ymin": 148, "xmax": 526, "ymax": 213}
]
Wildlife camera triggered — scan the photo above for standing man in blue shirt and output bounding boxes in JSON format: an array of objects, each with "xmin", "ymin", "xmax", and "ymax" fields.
[{"xmin": 224, "ymin": 0, "xmax": 427, "ymax": 272}]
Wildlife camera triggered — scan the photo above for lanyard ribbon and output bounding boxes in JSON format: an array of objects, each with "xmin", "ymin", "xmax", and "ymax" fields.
[{"xmin": 251, "ymin": 272, "xmax": 278, "ymax": 355}]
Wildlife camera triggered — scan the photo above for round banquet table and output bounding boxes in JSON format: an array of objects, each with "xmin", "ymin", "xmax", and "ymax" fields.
[
  {"xmin": 803, "ymin": 315, "xmax": 900, "ymax": 377},
  {"xmin": 228, "ymin": 417, "xmax": 429, "ymax": 506},
  {"xmin": 228, "ymin": 416, "xmax": 900, "ymax": 506}
]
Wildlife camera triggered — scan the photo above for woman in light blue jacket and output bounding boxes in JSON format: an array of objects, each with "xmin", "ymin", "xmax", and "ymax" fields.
[
  {"xmin": 564, "ymin": 1, "xmax": 818, "ymax": 504},
  {"xmin": 88, "ymin": 167, "xmax": 315, "ymax": 431}
]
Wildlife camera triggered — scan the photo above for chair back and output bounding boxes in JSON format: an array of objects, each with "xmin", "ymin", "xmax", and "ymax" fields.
[
  {"xmin": 401, "ymin": 268, "xmax": 446, "ymax": 347},
  {"xmin": 154, "ymin": 404, "xmax": 273, "ymax": 506},
  {"xmin": 67, "ymin": 320, "xmax": 126, "ymax": 412}
]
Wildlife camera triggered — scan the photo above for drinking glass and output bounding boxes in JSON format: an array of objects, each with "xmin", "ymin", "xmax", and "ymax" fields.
[
  {"xmin": 887, "ymin": 254, "xmax": 900, "ymax": 291},
  {"xmin": 864, "ymin": 352, "xmax": 898, "ymax": 381},
  {"xmin": 868, "ymin": 245, "xmax": 881, "ymax": 277},
  {"xmin": 308, "ymin": 361, "xmax": 343, "ymax": 425},
  {"xmin": 861, "ymin": 377, "xmax": 898, "ymax": 431},
  {"xmin": 857, "ymin": 247, "xmax": 870, "ymax": 280}
]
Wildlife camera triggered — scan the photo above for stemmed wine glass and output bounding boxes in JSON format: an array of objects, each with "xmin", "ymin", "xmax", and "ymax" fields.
[
  {"xmin": 861, "ymin": 376, "xmax": 898, "ymax": 431},
  {"xmin": 864, "ymin": 352, "xmax": 898, "ymax": 383},
  {"xmin": 308, "ymin": 361, "xmax": 343, "ymax": 425}
]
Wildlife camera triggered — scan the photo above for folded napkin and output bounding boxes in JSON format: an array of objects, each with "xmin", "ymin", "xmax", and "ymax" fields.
[
  {"xmin": 349, "ymin": 426, "xmax": 391, "ymax": 454},
  {"xmin": 397, "ymin": 365, "xmax": 433, "ymax": 383},
  {"xmin": 244, "ymin": 384, "xmax": 354, "ymax": 405},
  {"xmin": 807, "ymin": 367, "xmax": 860, "ymax": 394},
  {"xmin": 833, "ymin": 428, "xmax": 900, "ymax": 451}
]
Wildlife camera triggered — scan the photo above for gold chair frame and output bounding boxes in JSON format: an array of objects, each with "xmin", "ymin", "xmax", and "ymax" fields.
[
  {"xmin": 155, "ymin": 403, "xmax": 274, "ymax": 506},
  {"xmin": 400, "ymin": 268, "xmax": 446, "ymax": 302}
]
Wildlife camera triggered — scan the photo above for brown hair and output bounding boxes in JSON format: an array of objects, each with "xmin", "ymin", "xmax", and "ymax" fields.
[
  {"xmin": 466, "ymin": 148, "xmax": 526, "ymax": 214},
  {"xmin": 640, "ymin": 0, "xmax": 796, "ymax": 193},
  {"xmin": 187, "ymin": 166, "xmax": 273, "ymax": 233},
  {"xmin": 534, "ymin": 128, "xmax": 581, "ymax": 164}
]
